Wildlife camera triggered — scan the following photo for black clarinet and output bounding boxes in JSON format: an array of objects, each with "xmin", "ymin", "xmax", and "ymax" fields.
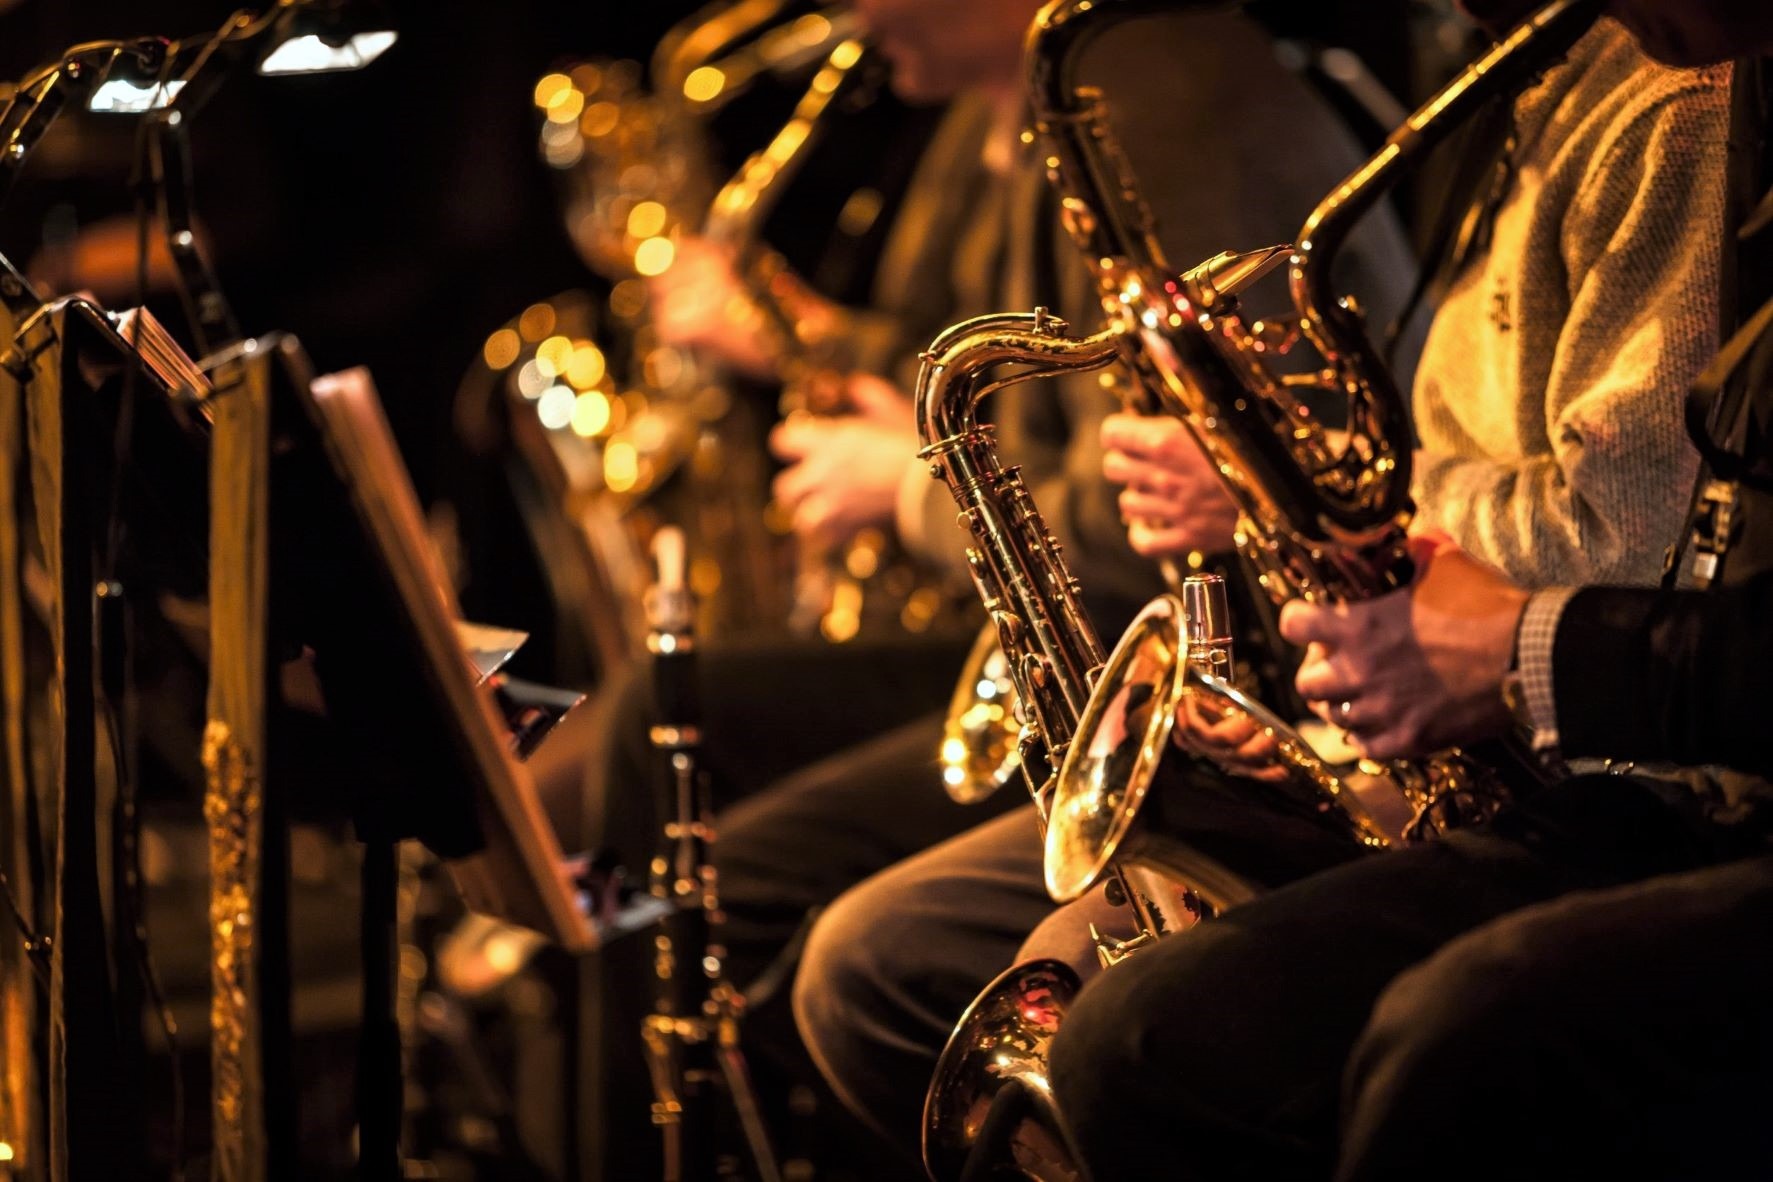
[{"xmin": 640, "ymin": 528, "xmax": 781, "ymax": 1182}]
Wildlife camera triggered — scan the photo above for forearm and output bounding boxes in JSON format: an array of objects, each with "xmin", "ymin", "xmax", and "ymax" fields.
[{"xmin": 1413, "ymin": 447, "xmax": 1695, "ymax": 588}]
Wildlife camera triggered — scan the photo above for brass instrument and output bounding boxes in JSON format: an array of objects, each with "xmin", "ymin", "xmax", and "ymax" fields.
[
  {"xmin": 1039, "ymin": 0, "xmax": 1599, "ymax": 906},
  {"xmin": 500, "ymin": 3, "xmax": 866, "ymax": 645},
  {"xmin": 912, "ymin": 308, "xmax": 1222, "ymax": 1180},
  {"xmin": 920, "ymin": 3, "xmax": 1600, "ymax": 1176},
  {"xmin": 702, "ymin": 38, "xmax": 876, "ymax": 387},
  {"xmin": 543, "ymin": 0, "xmax": 859, "ymax": 280},
  {"xmin": 700, "ymin": 38, "xmax": 933, "ymax": 642}
]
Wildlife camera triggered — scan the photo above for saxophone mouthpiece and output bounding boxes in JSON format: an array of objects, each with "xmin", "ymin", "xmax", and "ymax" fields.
[{"xmin": 1182, "ymin": 244, "xmax": 1294, "ymax": 313}]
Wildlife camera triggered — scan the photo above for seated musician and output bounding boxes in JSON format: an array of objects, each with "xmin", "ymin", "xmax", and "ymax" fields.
[
  {"xmin": 590, "ymin": 0, "xmax": 1420, "ymax": 1168},
  {"xmin": 1043, "ymin": 3, "xmax": 1773, "ymax": 1179},
  {"xmin": 793, "ymin": 0, "xmax": 1737, "ymax": 1171}
]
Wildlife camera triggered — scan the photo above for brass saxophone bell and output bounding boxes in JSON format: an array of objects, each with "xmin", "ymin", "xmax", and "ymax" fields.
[
  {"xmin": 1046, "ymin": 586, "xmax": 1385, "ymax": 912},
  {"xmin": 939, "ymin": 623, "xmax": 1025, "ymax": 804},
  {"xmin": 922, "ymin": 959, "xmax": 1084, "ymax": 1182}
]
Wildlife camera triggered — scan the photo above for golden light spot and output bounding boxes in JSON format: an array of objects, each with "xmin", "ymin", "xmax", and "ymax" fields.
[
  {"xmin": 682, "ymin": 65, "xmax": 727, "ymax": 105},
  {"xmin": 547, "ymin": 89, "xmax": 585, "ymax": 124},
  {"xmin": 642, "ymin": 347, "xmax": 684, "ymax": 390},
  {"xmin": 690, "ymin": 555, "xmax": 723, "ymax": 598},
  {"xmin": 482, "ymin": 328, "xmax": 521, "ymax": 371},
  {"xmin": 579, "ymin": 100, "xmax": 620, "ymax": 138},
  {"xmin": 609, "ymin": 279, "xmax": 648, "ymax": 320},
  {"xmin": 836, "ymin": 187, "xmax": 884, "ymax": 238},
  {"xmin": 570, "ymin": 390, "xmax": 611, "ymax": 437},
  {"xmin": 605, "ymin": 440, "xmax": 640, "ymax": 492},
  {"xmin": 518, "ymin": 302, "xmax": 556, "ymax": 341},
  {"xmin": 566, "ymin": 342, "xmax": 607, "ymax": 389},
  {"xmin": 484, "ymin": 935, "xmax": 523, "ymax": 975},
  {"xmin": 569, "ymin": 63, "xmax": 603, "ymax": 94},
  {"xmin": 633, "ymin": 236, "xmax": 675, "ymax": 277},
  {"xmin": 536, "ymin": 335, "xmax": 573, "ymax": 377},
  {"xmin": 515, "ymin": 360, "xmax": 547, "ymax": 399},
  {"xmin": 626, "ymin": 200, "xmax": 669, "ymax": 240},
  {"xmin": 537, "ymin": 385, "xmax": 576, "ymax": 430},
  {"xmin": 533, "ymin": 73, "xmax": 573, "ymax": 111}
]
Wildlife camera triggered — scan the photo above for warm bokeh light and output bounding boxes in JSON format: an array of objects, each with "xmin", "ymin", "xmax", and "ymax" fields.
[
  {"xmin": 516, "ymin": 360, "xmax": 547, "ymax": 399},
  {"xmin": 609, "ymin": 279, "xmax": 648, "ymax": 321},
  {"xmin": 537, "ymin": 385, "xmax": 576, "ymax": 430},
  {"xmin": 682, "ymin": 65, "xmax": 727, "ymax": 105},
  {"xmin": 690, "ymin": 556, "xmax": 722, "ymax": 598},
  {"xmin": 570, "ymin": 390, "xmax": 611, "ymax": 438},
  {"xmin": 626, "ymin": 200, "xmax": 669, "ymax": 241},
  {"xmin": 837, "ymin": 187, "xmax": 885, "ymax": 238},
  {"xmin": 482, "ymin": 328, "xmax": 521, "ymax": 371},
  {"xmin": 642, "ymin": 347, "xmax": 685, "ymax": 390},
  {"xmin": 633, "ymin": 236, "xmax": 676, "ymax": 277},
  {"xmin": 533, "ymin": 72, "xmax": 573, "ymax": 111},
  {"xmin": 569, "ymin": 63, "xmax": 603, "ymax": 94},
  {"xmin": 547, "ymin": 90, "xmax": 585, "ymax": 124},
  {"xmin": 605, "ymin": 440, "xmax": 640, "ymax": 492},
  {"xmin": 566, "ymin": 342, "xmax": 608, "ymax": 389},
  {"xmin": 518, "ymin": 302, "xmax": 556, "ymax": 342},
  {"xmin": 580, "ymin": 100, "xmax": 620, "ymax": 139},
  {"xmin": 536, "ymin": 335, "xmax": 573, "ymax": 377}
]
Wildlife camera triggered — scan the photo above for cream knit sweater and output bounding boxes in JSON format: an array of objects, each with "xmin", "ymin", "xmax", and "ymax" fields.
[{"xmin": 1411, "ymin": 20, "xmax": 1731, "ymax": 586}]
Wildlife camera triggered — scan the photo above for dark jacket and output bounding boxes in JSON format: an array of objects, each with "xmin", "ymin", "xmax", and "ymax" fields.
[{"xmin": 1553, "ymin": 58, "xmax": 1773, "ymax": 784}]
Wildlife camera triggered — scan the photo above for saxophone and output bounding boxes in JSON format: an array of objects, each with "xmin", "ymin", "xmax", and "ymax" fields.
[
  {"xmin": 493, "ymin": 5, "xmax": 870, "ymax": 648},
  {"xmin": 1039, "ymin": 0, "xmax": 1600, "ymax": 906},
  {"xmin": 703, "ymin": 41, "xmax": 967, "ymax": 643},
  {"xmin": 919, "ymin": 1, "xmax": 1602, "ymax": 1176}
]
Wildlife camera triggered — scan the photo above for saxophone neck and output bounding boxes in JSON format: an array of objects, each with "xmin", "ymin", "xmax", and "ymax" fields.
[
  {"xmin": 704, "ymin": 39, "xmax": 875, "ymax": 250},
  {"xmin": 914, "ymin": 309, "xmax": 1125, "ymax": 455},
  {"xmin": 1291, "ymin": 0, "xmax": 1604, "ymax": 382},
  {"xmin": 653, "ymin": 0, "xmax": 792, "ymax": 100}
]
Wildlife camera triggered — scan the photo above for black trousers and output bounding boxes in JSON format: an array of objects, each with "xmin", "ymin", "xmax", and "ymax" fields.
[
  {"xmin": 793, "ymin": 765, "xmax": 1375, "ymax": 1176},
  {"xmin": 579, "ymin": 629, "xmax": 1030, "ymax": 1178},
  {"xmin": 1048, "ymin": 776, "xmax": 1773, "ymax": 1182}
]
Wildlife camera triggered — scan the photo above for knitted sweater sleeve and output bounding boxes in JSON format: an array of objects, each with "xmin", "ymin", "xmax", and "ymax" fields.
[{"xmin": 1413, "ymin": 81, "xmax": 1727, "ymax": 585}]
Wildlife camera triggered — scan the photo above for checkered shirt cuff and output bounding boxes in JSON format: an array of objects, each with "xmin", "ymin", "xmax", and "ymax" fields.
[{"xmin": 1514, "ymin": 586, "xmax": 1578, "ymax": 752}]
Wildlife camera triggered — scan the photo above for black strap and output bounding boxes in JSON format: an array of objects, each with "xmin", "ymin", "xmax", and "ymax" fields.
[
  {"xmin": 1685, "ymin": 294, "xmax": 1773, "ymax": 485},
  {"xmin": 1383, "ymin": 93, "xmax": 1515, "ymax": 363}
]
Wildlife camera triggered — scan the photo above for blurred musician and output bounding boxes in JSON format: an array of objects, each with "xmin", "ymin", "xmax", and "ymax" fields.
[
  {"xmin": 580, "ymin": 0, "xmax": 1198, "ymax": 1157},
  {"xmin": 1042, "ymin": 5, "xmax": 1773, "ymax": 1180},
  {"xmin": 770, "ymin": 0, "xmax": 1433, "ymax": 1168}
]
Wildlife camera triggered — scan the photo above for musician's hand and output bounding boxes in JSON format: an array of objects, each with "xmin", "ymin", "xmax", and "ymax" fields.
[
  {"xmin": 646, "ymin": 236, "xmax": 778, "ymax": 380},
  {"xmin": 1099, "ymin": 412, "xmax": 1240, "ymax": 558},
  {"xmin": 1279, "ymin": 536, "xmax": 1530, "ymax": 761},
  {"xmin": 1172, "ymin": 695, "xmax": 1290, "ymax": 783},
  {"xmin": 769, "ymin": 372, "xmax": 917, "ymax": 549}
]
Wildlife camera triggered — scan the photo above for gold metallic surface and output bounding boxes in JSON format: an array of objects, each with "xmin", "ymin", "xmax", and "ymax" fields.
[
  {"xmin": 21, "ymin": 322, "xmax": 68, "ymax": 1182},
  {"xmin": 0, "ymin": 308, "xmax": 32, "ymax": 1179},
  {"xmin": 203, "ymin": 353, "xmax": 271, "ymax": 1182},
  {"xmin": 1031, "ymin": 0, "xmax": 1600, "ymax": 904},
  {"xmin": 920, "ymin": 5, "xmax": 1600, "ymax": 1173},
  {"xmin": 912, "ymin": 309, "xmax": 1203, "ymax": 1181}
]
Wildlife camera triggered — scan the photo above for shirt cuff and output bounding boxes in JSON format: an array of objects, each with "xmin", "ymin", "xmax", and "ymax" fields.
[{"xmin": 1515, "ymin": 586, "xmax": 1578, "ymax": 751}]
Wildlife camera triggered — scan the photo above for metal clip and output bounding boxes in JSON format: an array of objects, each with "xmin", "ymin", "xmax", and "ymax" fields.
[{"xmin": 1687, "ymin": 478, "xmax": 1739, "ymax": 590}]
